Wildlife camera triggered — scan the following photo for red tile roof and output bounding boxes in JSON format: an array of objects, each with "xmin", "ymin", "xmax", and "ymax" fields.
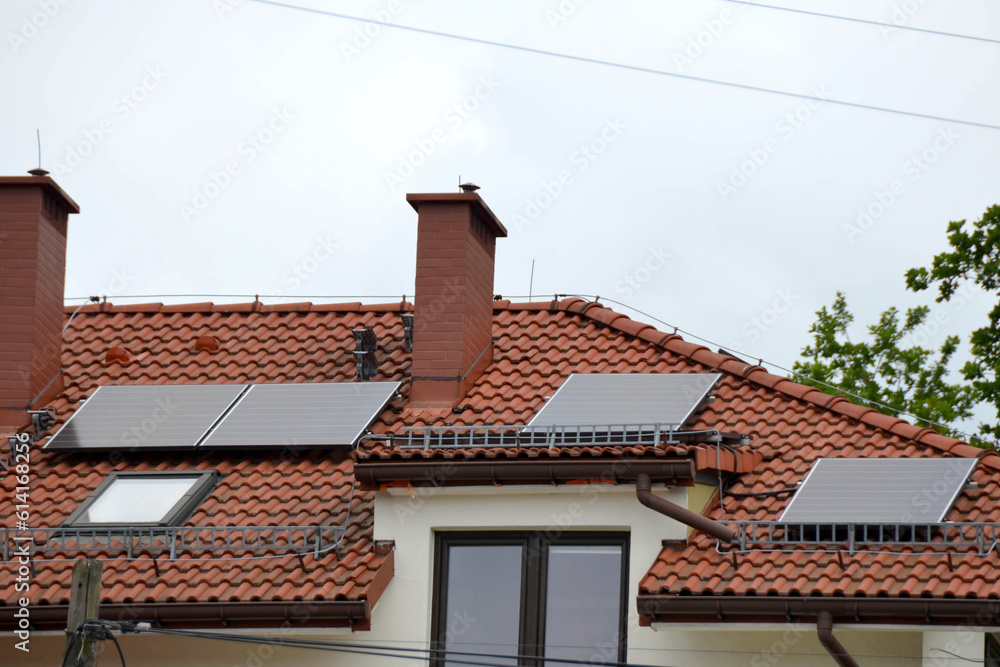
[{"xmin": 3, "ymin": 296, "xmax": 997, "ymax": 629}]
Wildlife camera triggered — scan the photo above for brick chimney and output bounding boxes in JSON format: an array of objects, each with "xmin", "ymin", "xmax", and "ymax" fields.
[
  {"xmin": 0, "ymin": 173, "xmax": 79, "ymax": 431},
  {"xmin": 407, "ymin": 191, "xmax": 507, "ymax": 407}
]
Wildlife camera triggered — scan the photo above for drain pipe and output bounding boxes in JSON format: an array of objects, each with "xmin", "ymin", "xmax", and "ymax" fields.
[
  {"xmin": 635, "ymin": 473, "xmax": 737, "ymax": 543},
  {"xmin": 816, "ymin": 611, "xmax": 859, "ymax": 667}
]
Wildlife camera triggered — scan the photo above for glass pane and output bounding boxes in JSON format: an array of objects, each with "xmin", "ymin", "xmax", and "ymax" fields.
[
  {"xmin": 444, "ymin": 544, "xmax": 522, "ymax": 667},
  {"xmin": 80, "ymin": 476, "xmax": 198, "ymax": 524},
  {"xmin": 544, "ymin": 545, "xmax": 623, "ymax": 665}
]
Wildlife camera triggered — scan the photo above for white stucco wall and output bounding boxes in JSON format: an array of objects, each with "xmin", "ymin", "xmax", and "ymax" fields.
[
  {"xmin": 922, "ymin": 629, "xmax": 986, "ymax": 666},
  {"xmin": 651, "ymin": 625, "xmax": 923, "ymax": 667}
]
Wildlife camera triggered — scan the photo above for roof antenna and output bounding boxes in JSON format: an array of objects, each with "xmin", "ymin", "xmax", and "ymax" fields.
[
  {"xmin": 28, "ymin": 129, "xmax": 48, "ymax": 177},
  {"xmin": 528, "ymin": 259, "xmax": 536, "ymax": 301},
  {"xmin": 458, "ymin": 174, "xmax": 461, "ymax": 192}
]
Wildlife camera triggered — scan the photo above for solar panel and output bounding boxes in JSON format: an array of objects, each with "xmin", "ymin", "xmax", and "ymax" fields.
[
  {"xmin": 526, "ymin": 372, "xmax": 722, "ymax": 429},
  {"xmin": 779, "ymin": 457, "xmax": 977, "ymax": 524},
  {"xmin": 44, "ymin": 385, "xmax": 247, "ymax": 451},
  {"xmin": 199, "ymin": 381, "xmax": 401, "ymax": 448}
]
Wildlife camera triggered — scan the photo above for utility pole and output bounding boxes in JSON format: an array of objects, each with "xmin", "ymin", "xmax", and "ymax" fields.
[{"xmin": 62, "ymin": 559, "xmax": 102, "ymax": 667}]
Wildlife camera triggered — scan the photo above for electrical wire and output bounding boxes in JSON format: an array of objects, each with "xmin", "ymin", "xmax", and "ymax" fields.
[
  {"xmin": 929, "ymin": 647, "xmax": 985, "ymax": 662},
  {"xmin": 320, "ymin": 476, "xmax": 357, "ymax": 555},
  {"xmin": 105, "ymin": 631, "xmax": 127, "ymax": 667},
  {"xmin": 121, "ymin": 625, "xmax": 674, "ymax": 667},
  {"xmin": 93, "ymin": 622, "xmax": 989, "ymax": 663},
  {"xmin": 63, "ymin": 296, "xmax": 99, "ymax": 332},
  {"xmin": 61, "ymin": 627, "xmax": 82, "ymax": 667},
  {"xmin": 718, "ymin": 0, "xmax": 1000, "ymax": 45},
  {"xmin": 245, "ymin": 0, "xmax": 1000, "ymax": 132},
  {"xmin": 61, "ymin": 620, "xmax": 128, "ymax": 667},
  {"xmin": 722, "ymin": 472, "xmax": 798, "ymax": 499},
  {"xmin": 64, "ymin": 293, "xmax": 408, "ymax": 301},
  {"xmin": 553, "ymin": 293, "xmax": 997, "ymax": 449}
]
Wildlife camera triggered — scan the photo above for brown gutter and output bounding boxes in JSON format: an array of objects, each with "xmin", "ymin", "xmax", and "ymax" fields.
[
  {"xmin": 635, "ymin": 473, "xmax": 737, "ymax": 543},
  {"xmin": 355, "ymin": 459, "xmax": 696, "ymax": 490},
  {"xmin": 0, "ymin": 600, "xmax": 370, "ymax": 632},
  {"xmin": 637, "ymin": 596, "xmax": 1000, "ymax": 626},
  {"xmin": 817, "ymin": 610, "xmax": 859, "ymax": 667}
]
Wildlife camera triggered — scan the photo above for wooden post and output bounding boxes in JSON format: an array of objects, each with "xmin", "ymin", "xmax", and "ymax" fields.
[{"xmin": 62, "ymin": 559, "xmax": 102, "ymax": 667}]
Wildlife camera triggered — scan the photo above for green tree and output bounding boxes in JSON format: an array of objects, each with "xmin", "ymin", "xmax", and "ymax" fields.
[
  {"xmin": 906, "ymin": 204, "xmax": 1000, "ymax": 440},
  {"xmin": 792, "ymin": 292, "xmax": 976, "ymax": 439}
]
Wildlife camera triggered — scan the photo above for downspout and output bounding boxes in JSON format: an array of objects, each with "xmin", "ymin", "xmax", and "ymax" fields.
[
  {"xmin": 635, "ymin": 473, "xmax": 737, "ymax": 543},
  {"xmin": 817, "ymin": 611, "xmax": 859, "ymax": 667}
]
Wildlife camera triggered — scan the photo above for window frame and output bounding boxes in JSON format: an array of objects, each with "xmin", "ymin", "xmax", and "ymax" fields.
[
  {"xmin": 987, "ymin": 633, "xmax": 1000, "ymax": 667},
  {"xmin": 63, "ymin": 471, "xmax": 218, "ymax": 527},
  {"xmin": 431, "ymin": 531, "xmax": 630, "ymax": 666}
]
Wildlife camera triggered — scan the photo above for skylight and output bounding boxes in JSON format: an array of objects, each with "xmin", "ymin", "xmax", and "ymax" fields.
[{"xmin": 64, "ymin": 471, "xmax": 217, "ymax": 526}]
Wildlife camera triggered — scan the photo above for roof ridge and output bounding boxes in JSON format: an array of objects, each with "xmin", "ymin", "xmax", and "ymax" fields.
[{"xmin": 548, "ymin": 297, "xmax": 995, "ymax": 467}]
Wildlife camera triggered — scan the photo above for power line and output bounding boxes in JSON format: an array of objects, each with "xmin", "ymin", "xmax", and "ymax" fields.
[
  {"xmin": 244, "ymin": 0, "xmax": 1000, "ymax": 130},
  {"xmin": 94, "ymin": 622, "xmax": 984, "ymax": 663},
  {"xmin": 120, "ymin": 625, "xmax": 679, "ymax": 667},
  {"xmin": 244, "ymin": 0, "xmax": 1000, "ymax": 132},
  {"xmin": 718, "ymin": 0, "xmax": 1000, "ymax": 46}
]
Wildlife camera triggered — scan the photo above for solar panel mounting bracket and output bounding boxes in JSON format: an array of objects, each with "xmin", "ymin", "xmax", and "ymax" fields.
[
  {"xmin": 352, "ymin": 328, "xmax": 379, "ymax": 381},
  {"xmin": 400, "ymin": 313, "xmax": 414, "ymax": 353},
  {"xmin": 28, "ymin": 408, "xmax": 56, "ymax": 435}
]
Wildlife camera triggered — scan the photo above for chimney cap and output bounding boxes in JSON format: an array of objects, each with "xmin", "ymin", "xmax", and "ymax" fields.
[
  {"xmin": 459, "ymin": 182, "xmax": 480, "ymax": 193},
  {"xmin": 28, "ymin": 167, "xmax": 50, "ymax": 177},
  {"xmin": 406, "ymin": 191, "xmax": 507, "ymax": 238},
  {"xmin": 0, "ymin": 175, "xmax": 80, "ymax": 213}
]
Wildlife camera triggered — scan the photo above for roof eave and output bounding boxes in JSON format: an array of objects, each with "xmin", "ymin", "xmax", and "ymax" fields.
[
  {"xmin": 636, "ymin": 595, "xmax": 1000, "ymax": 627},
  {"xmin": 354, "ymin": 458, "xmax": 697, "ymax": 490},
  {"xmin": 0, "ymin": 599, "xmax": 371, "ymax": 632}
]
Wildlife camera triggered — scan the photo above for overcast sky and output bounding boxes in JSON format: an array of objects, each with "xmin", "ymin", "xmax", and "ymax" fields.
[{"xmin": 2, "ymin": 0, "xmax": 999, "ymax": 432}]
